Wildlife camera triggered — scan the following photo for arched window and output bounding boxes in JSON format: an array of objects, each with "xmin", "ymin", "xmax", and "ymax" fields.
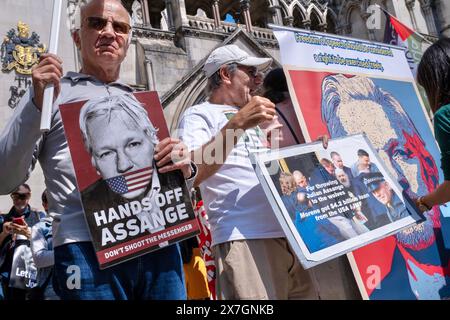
[
  {"xmin": 293, "ymin": 6, "xmax": 306, "ymax": 28},
  {"xmin": 147, "ymin": 0, "xmax": 166, "ymax": 29},
  {"xmin": 123, "ymin": 0, "xmax": 170, "ymax": 29},
  {"xmin": 310, "ymin": 11, "xmax": 321, "ymax": 31}
]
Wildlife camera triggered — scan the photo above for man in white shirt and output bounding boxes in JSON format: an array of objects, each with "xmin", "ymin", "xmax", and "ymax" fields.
[{"xmin": 178, "ymin": 45, "xmax": 316, "ymax": 300}]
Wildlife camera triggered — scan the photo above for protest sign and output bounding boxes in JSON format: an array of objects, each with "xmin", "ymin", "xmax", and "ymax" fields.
[
  {"xmin": 9, "ymin": 241, "xmax": 38, "ymax": 290},
  {"xmin": 59, "ymin": 91, "xmax": 199, "ymax": 269},
  {"xmin": 272, "ymin": 25, "xmax": 450, "ymax": 299},
  {"xmin": 194, "ymin": 200, "xmax": 216, "ymax": 300},
  {"xmin": 254, "ymin": 134, "xmax": 422, "ymax": 269}
]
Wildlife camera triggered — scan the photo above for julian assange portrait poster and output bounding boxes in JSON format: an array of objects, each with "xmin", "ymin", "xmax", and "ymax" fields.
[{"xmin": 60, "ymin": 91, "xmax": 199, "ymax": 269}]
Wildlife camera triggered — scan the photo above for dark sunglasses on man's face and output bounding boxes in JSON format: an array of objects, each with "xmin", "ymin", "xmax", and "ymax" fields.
[
  {"xmin": 238, "ymin": 66, "xmax": 259, "ymax": 78},
  {"xmin": 11, "ymin": 193, "xmax": 30, "ymax": 201},
  {"xmin": 85, "ymin": 16, "xmax": 131, "ymax": 34}
]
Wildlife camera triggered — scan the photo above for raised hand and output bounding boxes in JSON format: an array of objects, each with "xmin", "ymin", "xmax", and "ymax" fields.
[{"xmin": 31, "ymin": 53, "xmax": 63, "ymax": 110}]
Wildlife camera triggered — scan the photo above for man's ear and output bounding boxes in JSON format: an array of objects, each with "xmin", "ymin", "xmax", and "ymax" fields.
[
  {"xmin": 72, "ymin": 30, "xmax": 81, "ymax": 50},
  {"xmin": 219, "ymin": 66, "xmax": 232, "ymax": 85}
]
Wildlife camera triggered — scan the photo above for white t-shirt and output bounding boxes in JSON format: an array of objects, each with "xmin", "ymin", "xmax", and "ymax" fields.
[{"xmin": 178, "ymin": 102, "xmax": 284, "ymax": 246}]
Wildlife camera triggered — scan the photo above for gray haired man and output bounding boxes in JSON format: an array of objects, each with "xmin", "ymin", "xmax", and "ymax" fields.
[{"xmin": 178, "ymin": 44, "xmax": 317, "ymax": 299}]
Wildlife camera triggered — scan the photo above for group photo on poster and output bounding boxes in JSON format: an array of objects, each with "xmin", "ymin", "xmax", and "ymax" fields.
[
  {"xmin": 273, "ymin": 26, "xmax": 450, "ymax": 299},
  {"xmin": 59, "ymin": 92, "xmax": 199, "ymax": 269},
  {"xmin": 254, "ymin": 134, "xmax": 422, "ymax": 269}
]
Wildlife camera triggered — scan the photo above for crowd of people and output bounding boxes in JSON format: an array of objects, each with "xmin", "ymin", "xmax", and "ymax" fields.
[
  {"xmin": 0, "ymin": 185, "xmax": 46, "ymax": 299},
  {"xmin": 0, "ymin": 184, "xmax": 211, "ymax": 300},
  {"xmin": 0, "ymin": 0, "xmax": 448, "ymax": 300}
]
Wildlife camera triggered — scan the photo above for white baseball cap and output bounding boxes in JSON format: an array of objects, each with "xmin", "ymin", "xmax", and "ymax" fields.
[{"xmin": 203, "ymin": 44, "xmax": 272, "ymax": 78}]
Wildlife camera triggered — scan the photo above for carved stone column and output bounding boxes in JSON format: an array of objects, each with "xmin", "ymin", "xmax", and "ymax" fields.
[
  {"xmin": 170, "ymin": 0, "xmax": 189, "ymax": 29},
  {"xmin": 240, "ymin": 0, "xmax": 253, "ymax": 32},
  {"xmin": 318, "ymin": 23, "xmax": 327, "ymax": 32},
  {"xmin": 420, "ymin": 0, "xmax": 438, "ymax": 36},
  {"xmin": 141, "ymin": 0, "xmax": 150, "ymax": 26},
  {"xmin": 145, "ymin": 58, "xmax": 156, "ymax": 91},
  {"xmin": 212, "ymin": 0, "xmax": 221, "ymax": 28},
  {"xmin": 405, "ymin": 0, "xmax": 418, "ymax": 30},
  {"xmin": 164, "ymin": 0, "xmax": 175, "ymax": 30},
  {"xmin": 284, "ymin": 16, "xmax": 294, "ymax": 27},
  {"xmin": 361, "ymin": 12, "xmax": 376, "ymax": 40},
  {"xmin": 302, "ymin": 19, "xmax": 311, "ymax": 30},
  {"xmin": 268, "ymin": 3, "xmax": 283, "ymax": 26}
]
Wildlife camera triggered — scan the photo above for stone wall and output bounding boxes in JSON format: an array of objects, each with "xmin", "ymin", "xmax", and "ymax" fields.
[
  {"xmin": 435, "ymin": 0, "xmax": 450, "ymax": 37},
  {"xmin": 0, "ymin": 0, "xmax": 76, "ymax": 212}
]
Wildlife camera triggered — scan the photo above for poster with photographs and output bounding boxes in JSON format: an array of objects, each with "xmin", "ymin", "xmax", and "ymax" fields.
[
  {"xmin": 59, "ymin": 92, "xmax": 199, "ymax": 269},
  {"xmin": 253, "ymin": 134, "xmax": 423, "ymax": 269}
]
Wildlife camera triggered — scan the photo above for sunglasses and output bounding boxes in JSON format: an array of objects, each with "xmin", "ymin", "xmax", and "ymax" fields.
[
  {"xmin": 85, "ymin": 16, "xmax": 131, "ymax": 34},
  {"xmin": 11, "ymin": 193, "xmax": 30, "ymax": 201},
  {"xmin": 238, "ymin": 66, "xmax": 260, "ymax": 78}
]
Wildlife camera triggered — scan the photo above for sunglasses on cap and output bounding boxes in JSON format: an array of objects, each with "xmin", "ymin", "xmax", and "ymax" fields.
[
  {"xmin": 11, "ymin": 193, "xmax": 30, "ymax": 201},
  {"xmin": 85, "ymin": 16, "xmax": 131, "ymax": 34}
]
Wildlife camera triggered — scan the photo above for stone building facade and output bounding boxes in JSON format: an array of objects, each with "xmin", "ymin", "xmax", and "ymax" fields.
[
  {"xmin": 111, "ymin": 0, "xmax": 448, "ymax": 132},
  {"xmin": 63, "ymin": 0, "xmax": 448, "ymax": 133},
  {"xmin": 0, "ymin": 0, "xmax": 448, "ymax": 256}
]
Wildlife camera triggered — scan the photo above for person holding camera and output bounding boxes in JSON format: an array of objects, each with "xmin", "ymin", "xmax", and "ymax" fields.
[{"xmin": 0, "ymin": 184, "xmax": 44, "ymax": 300}]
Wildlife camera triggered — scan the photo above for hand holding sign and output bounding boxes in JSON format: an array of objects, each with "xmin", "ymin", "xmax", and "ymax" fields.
[{"xmin": 32, "ymin": 53, "xmax": 63, "ymax": 111}]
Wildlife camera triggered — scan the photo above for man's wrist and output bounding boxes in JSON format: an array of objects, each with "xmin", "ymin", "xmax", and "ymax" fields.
[
  {"xmin": 226, "ymin": 115, "xmax": 241, "ymax": 131},
  {"xmin": 30, "ymin": 87, "xmax": 42, "ymax": 112},
  {"xmin": 418, "ymin": 196, "xmax": 432, "ymax": 212}
]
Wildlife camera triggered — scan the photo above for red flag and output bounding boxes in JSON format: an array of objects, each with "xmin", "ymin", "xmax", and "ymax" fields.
[{"xmin": 389, "ymin": 15, "xmax": 414, "ymax": 41}]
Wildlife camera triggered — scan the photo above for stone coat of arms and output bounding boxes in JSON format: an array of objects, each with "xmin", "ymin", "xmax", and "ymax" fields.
[{"xmin": 1, "ymin": 21, "xmax": 46, "ymax": 75}]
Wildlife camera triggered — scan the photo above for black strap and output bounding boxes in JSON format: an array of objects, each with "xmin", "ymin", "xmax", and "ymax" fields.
[{"xmin": 276, "ymin": 107, "xmax": 301, "ymax": 145}]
